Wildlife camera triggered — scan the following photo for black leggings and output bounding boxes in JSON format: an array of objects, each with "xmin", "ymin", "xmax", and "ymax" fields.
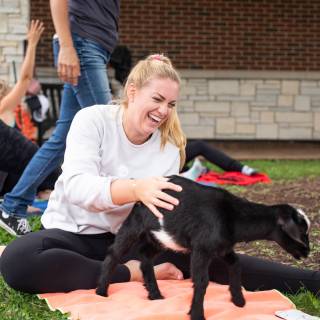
[
  {"xmin": 185, "ymin": 140, "xmax": 244, "ymax": 172},
  {"xmin": 1, "ymin": 228, "xmax": 319, "ymax": 295}
]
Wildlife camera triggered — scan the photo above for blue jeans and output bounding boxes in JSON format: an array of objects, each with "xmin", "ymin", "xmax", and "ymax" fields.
[{"xmin": 1, "ymin": 33, "xmax": 111, "ymax": 217}]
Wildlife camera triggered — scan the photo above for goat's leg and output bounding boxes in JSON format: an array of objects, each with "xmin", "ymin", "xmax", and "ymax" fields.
[
  {"xmin": 221, "ymin": 251, "xmax": 245, "ymax": 307},
  {"xmin": 96, "ymin": 225, "xmax": 141, "ymax": 297},
  {"xmin": 139, "ymin": 236, "xmax": 164, "ymax": 300},
  {"xmin": 96, "ymin": 248, "xmax": 119, "ymax": 296},
  {"xmin": 188, "ymin": 250, "xmax": 211, "ymax": 320}
]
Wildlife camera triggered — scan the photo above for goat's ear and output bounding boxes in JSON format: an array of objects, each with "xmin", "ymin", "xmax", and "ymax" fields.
[{"xmin": 277, "ymin": 215, "xmax": 303, "ymax": 245}]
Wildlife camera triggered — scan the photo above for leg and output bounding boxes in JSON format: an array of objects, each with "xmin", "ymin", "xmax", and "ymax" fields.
[
  {"xmin": 96, "ymin": 218, "xmax": 143, "ymax": 296},
  {"xmin": 139, "ymin": 235, "xmax": 164, "ymax": 300},
  {"xmin": 0, "ymin": 168, "xmax": 60, "ymax": 195},
  {"xmin": 37, "ymin": 167, "xmax": 61, "ymax": 191},
  {"xmin": 189, "ymin": 249, "xmax": 211, "ymax": 320},
  {"xmin": 207, "ymin": 254, "xmax": 320, "ymax": 297},
  {"xmin": 1, "ymin": 34, "xmax": 111, "ymax": 219},
  {"xmin": 221, "ymin": 251, "xmax": 245, "ymax": 307},
  {"xmin": 0, "ymin": 229, "xmax": 133, "ymax": 293},
  {"xmin": 1, "ymin": 84, "xmax": 80, "ymax": 217},
  {"xmin": 238, "ymin": 254, "xmax": 320, "ymax": 296},
  {"xmin": 186, "ymin": 140, "xmax": 243, "ymax": 172},
  {"xmin": 0, "ymin": 120, "xmax": 38, "ymax": 175},
  {"xmin": 96, "ymin": 246, "xmax": 124, "ymax": 296}
]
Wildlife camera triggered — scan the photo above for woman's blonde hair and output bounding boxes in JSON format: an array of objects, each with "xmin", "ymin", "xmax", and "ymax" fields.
[
  {"xmin": 121, "ymin": 54, "xmax": 186, "ymax": 170},
  {"xmin": 0, "ymin": 80, "xmax": 10, "ymax": 101}
]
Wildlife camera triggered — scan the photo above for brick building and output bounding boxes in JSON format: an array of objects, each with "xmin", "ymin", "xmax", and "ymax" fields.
[{"xmin": 1, "ymin": 0, "xmax": 320, "ymax": 141}]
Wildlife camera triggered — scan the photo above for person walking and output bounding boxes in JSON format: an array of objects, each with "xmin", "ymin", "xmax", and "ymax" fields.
[{"xmin": 0, "ymin": 0, "xmax": 120, "ymax": 236}]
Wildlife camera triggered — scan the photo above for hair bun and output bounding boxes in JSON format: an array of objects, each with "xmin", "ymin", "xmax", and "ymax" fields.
[{"xmin": 149, "ymin": 54, "xmax": 165, "ymax": 61}]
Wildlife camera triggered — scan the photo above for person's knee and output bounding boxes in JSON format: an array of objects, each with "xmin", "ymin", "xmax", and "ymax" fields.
[{"xmin": 0, "ymin": 240, "xmax": 34, "ymax": 292}]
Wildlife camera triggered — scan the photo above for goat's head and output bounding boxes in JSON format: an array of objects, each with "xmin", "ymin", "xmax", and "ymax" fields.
[{"xmin": 272, "ymin": 204, "xmax": 310, "ymax": 260}]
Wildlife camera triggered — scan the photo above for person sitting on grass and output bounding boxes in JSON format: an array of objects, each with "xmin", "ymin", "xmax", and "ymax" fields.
[
  {"xmin": 0, "ymin": 54, "xmax": 319, "ymax": 299},
  {"xmin": 181, "ymin": 140, "xmax": 257, "ymax": 181},
  {"xmin": 0, "ymin": 20, "xmax": 60, "ymax": 233}
]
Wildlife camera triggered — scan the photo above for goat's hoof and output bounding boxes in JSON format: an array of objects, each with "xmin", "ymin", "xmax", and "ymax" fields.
[
  {"xmin": 188, "ymin": 309, "xmax": 205, "ymax": 320},
  {"xmin": 190, "ymin": 316, "xmax": 205, "ymax": 320},
  {"xmin": 232, "ymin": 295, "xmax": 246, "ymax": 307},
  {"xmin": 95, "ymin": 287, "xmax": 108, "ymax": 297},
  {"xmin": 148, "ymin": 292, "xmax": 164, "ymax": 300}
]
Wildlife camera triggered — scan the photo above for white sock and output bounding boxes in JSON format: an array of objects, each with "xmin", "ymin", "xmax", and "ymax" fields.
[
  {"xmin": 241, "ymin": 165, "xmax": 257, "ymax": 176},
  {"xmin": 181, "ymin": 158, "xmax": 207, "ymax": 181}
]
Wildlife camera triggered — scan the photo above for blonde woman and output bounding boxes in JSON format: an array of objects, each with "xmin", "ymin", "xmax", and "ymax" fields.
[
  {"xmin": 1, "ymin": 54, "xmax": 186, "ymax": 293},
  {"xmin": 1, "ymin": 55, "xmax": 319, "ymax": 297}
]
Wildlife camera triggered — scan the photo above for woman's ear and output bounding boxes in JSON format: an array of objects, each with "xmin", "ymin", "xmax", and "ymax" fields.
[{"xmin": 127, "ymin": 83, "xmax": 136, "ymax": 103}]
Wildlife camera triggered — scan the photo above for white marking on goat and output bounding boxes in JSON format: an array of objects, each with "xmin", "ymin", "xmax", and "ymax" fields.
[
  {"xmin": 158, "ymin": 218, "xmax": 164, "ymax": 227},
  {"xmin": 297, "ymin": 208, "xmax": 311, "ymax": 233},
  {"xmin": 151, "ymin": 228, "xmax": 187, "ymax": 252}
]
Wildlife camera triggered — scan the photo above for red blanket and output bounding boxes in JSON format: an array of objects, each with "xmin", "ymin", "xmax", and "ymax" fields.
[{"xmin": 197, "ymin": 171, "xmax": 271, "ymax": 185}]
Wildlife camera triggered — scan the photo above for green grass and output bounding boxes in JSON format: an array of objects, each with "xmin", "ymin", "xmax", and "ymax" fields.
[
  {"xmin": 288, "ymin": 290, "xmax": 320, "ymax": 317},
  {"xmin": 0, "ymin": 279, "xmax": 69, "ymax": 320},
  {"xmin": 0, "ymin": 216, "xmax": 69, "ymax": 319},
  {"xmin": 205, "ymin": 159, "xmax": 320, "ymax": 181},
  {"xmin": 244, "ymin": 159, "xmax": 320, "ymax": 181},
  {"xmin": 0, "ymin": 160, "xmax": 319, "ymax": 318}
]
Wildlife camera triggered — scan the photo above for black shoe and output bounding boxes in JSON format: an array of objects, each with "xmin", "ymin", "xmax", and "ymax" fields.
[{"xmin": 0, "ymin": 210, "xmax": 31, "ymax": 236}]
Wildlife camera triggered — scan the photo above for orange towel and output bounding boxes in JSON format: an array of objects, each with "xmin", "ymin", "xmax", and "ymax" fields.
[{"xmin": 39, "ymin": 280, "xmax": 295, "ymax": 320}]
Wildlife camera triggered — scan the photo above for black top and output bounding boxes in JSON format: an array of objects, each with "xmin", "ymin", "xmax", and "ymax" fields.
[{"xmin": 69, "ymin": 0, "xmax": 120, "ymax": 54}]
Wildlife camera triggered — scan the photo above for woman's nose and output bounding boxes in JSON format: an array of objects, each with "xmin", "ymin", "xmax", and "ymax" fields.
[{"xmin": 158, "ymin": 103, "xmax": 169, "ymax": 116}]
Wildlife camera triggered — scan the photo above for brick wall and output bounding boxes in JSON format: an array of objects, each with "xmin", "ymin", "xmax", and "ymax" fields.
[
  {"xmin": 31, "ymin": 0, "xmax": 320, "ymax": 70},
  {"xmin": 30, "ymin": 0, "xmax": 55, "ymax": 68},
  {"xmin": 22, "ymin": 1, "xmax": 320, "ymax": 141}
]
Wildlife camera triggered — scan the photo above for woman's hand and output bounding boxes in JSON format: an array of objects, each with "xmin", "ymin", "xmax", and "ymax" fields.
[
  {"xmin": 27, "ymin": 20, "xmax": 45, "ymax": 47},
  {"xmin": 57, "ymin": 45, "xmax": 80, "ymax": 86},
  {"xmin": 132, "ymin": 177, "xmax": 182, "ymax": 218}
]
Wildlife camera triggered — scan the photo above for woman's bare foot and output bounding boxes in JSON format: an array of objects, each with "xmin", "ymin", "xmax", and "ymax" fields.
[
  {"xmin": 0, "ymin": 245, "xmax": 6, "ymax": 257},
  {"xmin": 125, "ymin": 260, "xmax": 183, "ymax": 282},
  {"xmin": 37, "ymin": 189, "xmax": 52, "ymax": 200},
  {"xmin": 27, "ymin": 205, "xmax": 42, "ymax": 214}
]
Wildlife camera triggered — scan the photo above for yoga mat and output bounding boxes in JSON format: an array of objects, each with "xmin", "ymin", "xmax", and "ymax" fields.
[{"xmin": 39, "ymin": 279, "xmax": 295, "ymax": 320}]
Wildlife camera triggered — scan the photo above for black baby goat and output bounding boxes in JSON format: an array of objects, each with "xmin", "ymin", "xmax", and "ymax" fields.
[{"xmin": 96, "ymin": 175, "xmax": 310, "ymax": 320}]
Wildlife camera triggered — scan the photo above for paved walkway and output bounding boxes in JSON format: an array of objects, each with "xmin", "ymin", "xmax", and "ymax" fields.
[{"xmin": 207, "ymin": 141, "xmax": 320, "ymax": 160}]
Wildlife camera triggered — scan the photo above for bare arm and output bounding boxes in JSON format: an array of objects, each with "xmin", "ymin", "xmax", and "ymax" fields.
[
  {"xmin": 0, "ymin": 20, "xmax": 44, "ymax": 116},
  {"xmin": 111, "ymin": 177, "xmax": 182, "ymax": 218},
  {"xmin": 50, "ymin": 0, "xmax": 80, "ymax": 85}
]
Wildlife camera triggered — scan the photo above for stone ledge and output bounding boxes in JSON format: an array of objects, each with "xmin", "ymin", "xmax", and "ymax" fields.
[
  {"xmin": 179, "ymin": 69, "xmax": 320, "ymax": 80},
  {"xmin": 37, "ymin": 67, "xmax": 320, "ymax": 82}
]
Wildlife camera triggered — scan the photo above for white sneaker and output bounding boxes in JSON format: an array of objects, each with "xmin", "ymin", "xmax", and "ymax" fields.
[
  {"xmin": 181, "ymin": 158, "xmax": 207, "ymax": 181},
  {"xmin": 241, "ymin": 165, "xmax": 258, "ymax": 176}
]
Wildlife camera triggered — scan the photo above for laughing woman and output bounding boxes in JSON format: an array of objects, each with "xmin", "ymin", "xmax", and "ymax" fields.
[
  {"xmin": 0, "ymin": 54, "xmax": 186, "ymax": 293},
  {"xmin": 1, "ymin": 54, "xmax": 319, "ymax": 297}
]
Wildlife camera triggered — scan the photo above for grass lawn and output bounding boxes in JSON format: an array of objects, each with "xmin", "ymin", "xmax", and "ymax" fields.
[{"xmin": 0, "ymin": 160, "xmax": 319, "ymax": 319}]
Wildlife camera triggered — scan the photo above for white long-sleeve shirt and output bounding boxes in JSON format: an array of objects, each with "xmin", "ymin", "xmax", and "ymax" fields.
[{"xmin": 41, "ymin": 105, "xmax": 180, "ymax": 234}]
